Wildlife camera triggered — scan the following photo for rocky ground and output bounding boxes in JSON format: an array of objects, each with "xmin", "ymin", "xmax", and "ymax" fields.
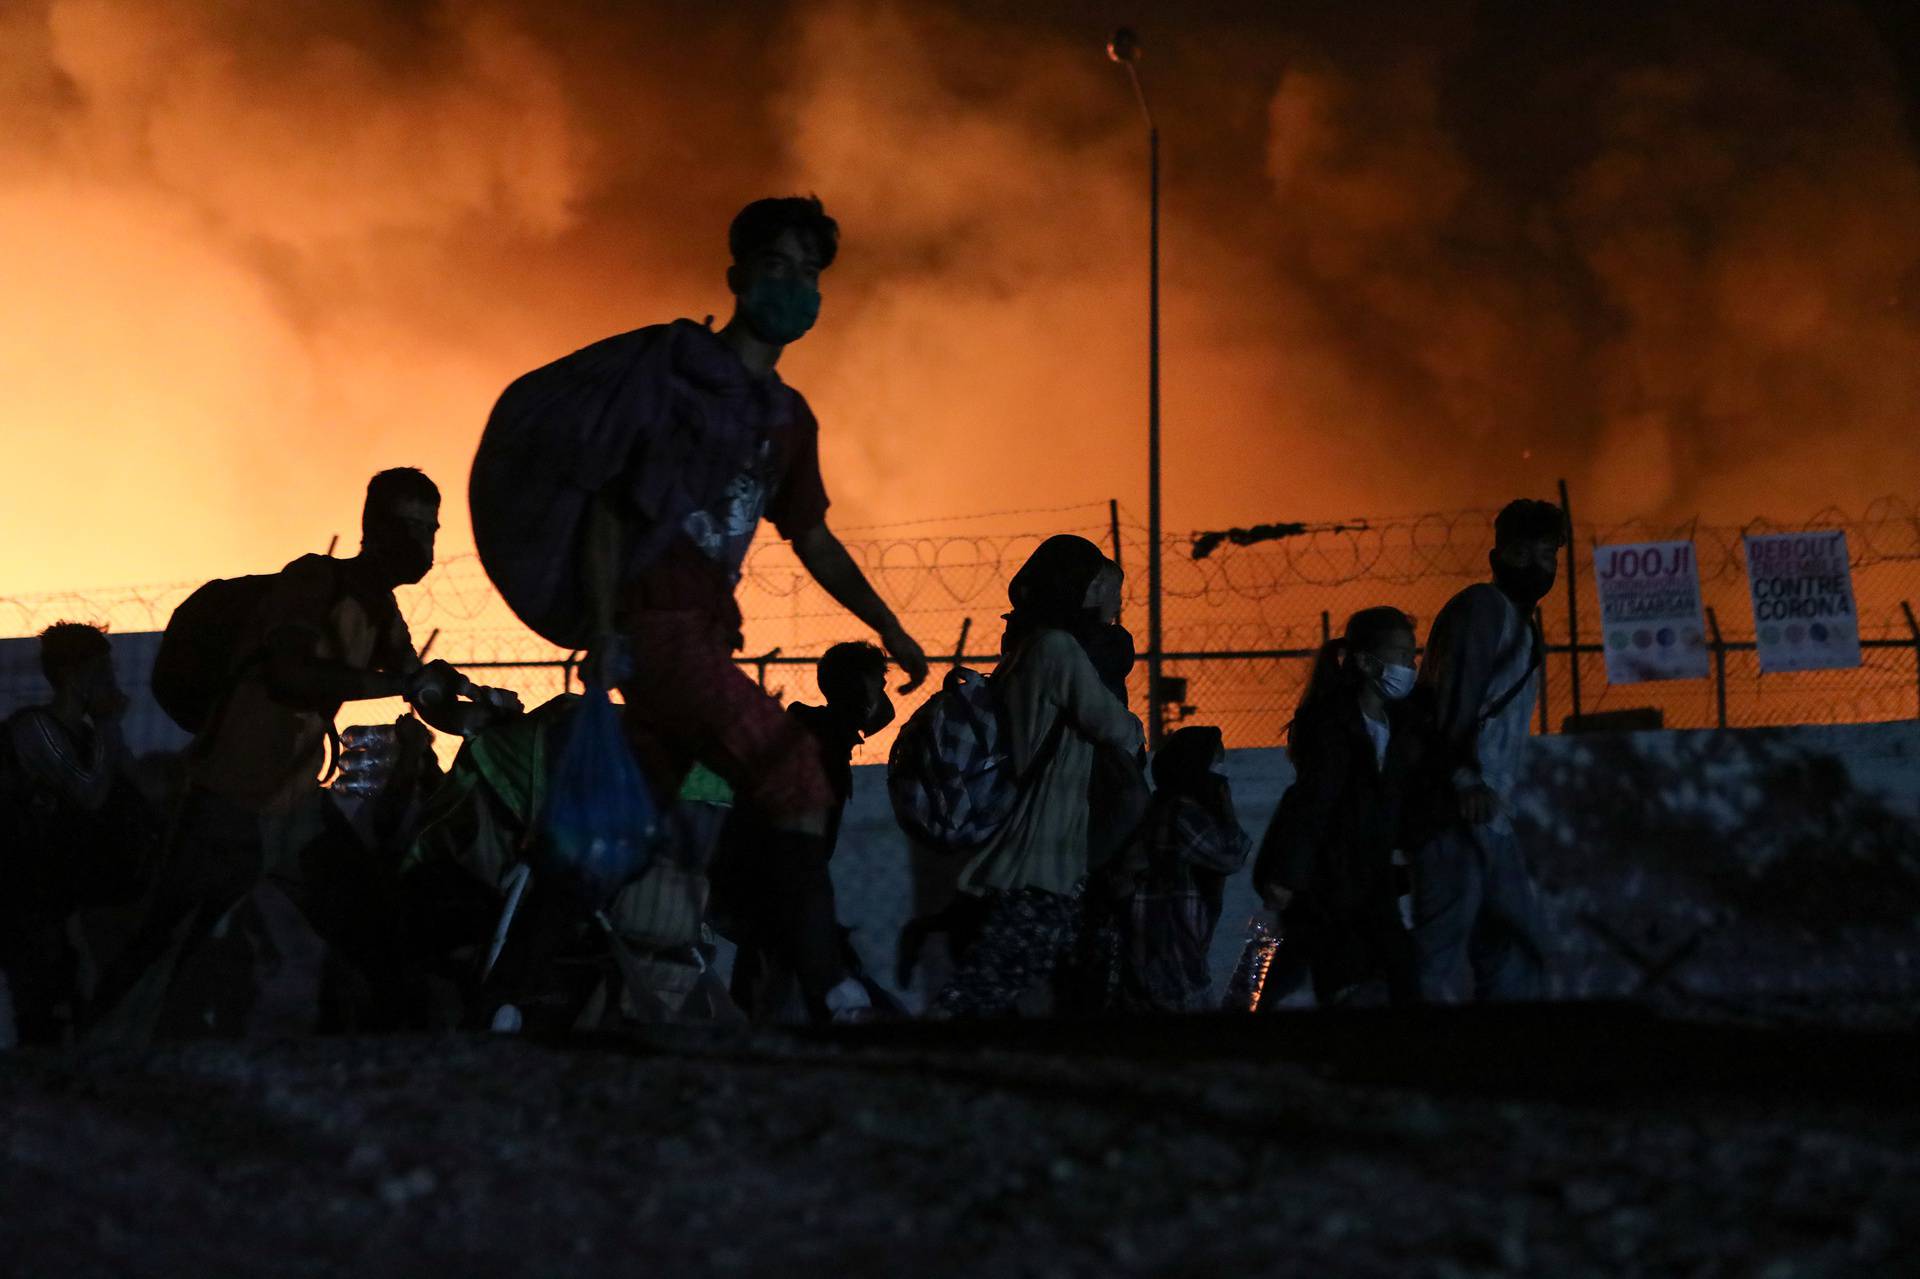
[{"xmin": 3, "ymin": 1005, "xmax": 1916, "ymax": 1278}]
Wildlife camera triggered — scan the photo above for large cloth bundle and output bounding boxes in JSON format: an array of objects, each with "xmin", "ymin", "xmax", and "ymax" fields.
[
  {"xmin": 472, "ymin": 317, "xmax": 799, "ymax": 649},
  {"xmin": 470, "ymin": 321, "xmax": 687, "ymax": 650}
]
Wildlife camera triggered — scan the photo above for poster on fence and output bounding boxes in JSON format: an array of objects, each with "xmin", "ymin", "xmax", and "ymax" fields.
[
  {"xmin": 1593, "ymin": 540, "xmax": 1710, "ymax": 683},
  {"xmin": 1743, "ymin": 530, "xmax": 1861, "ymax": 673}
]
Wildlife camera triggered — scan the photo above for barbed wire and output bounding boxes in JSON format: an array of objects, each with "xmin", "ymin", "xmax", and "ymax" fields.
[
  {"xmin": 7, "ymin": 496, "xmax": 1917, "ymax": 640},
  {"xmin": 5, "ymin": 495, "xmax": 1919, "ymax": 748},
  {"xmin": 828, "ymin": 499, "xmax": 1119, "ymax": 533}
]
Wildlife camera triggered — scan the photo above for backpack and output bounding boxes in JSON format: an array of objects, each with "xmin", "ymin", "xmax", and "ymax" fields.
[
  {"xmin": 887, "ymin": 667, "xmax": 1030, "ymax": 856},
  {"xmin": 151, "ymin": 574, "xmax": 283, "ymax": 735},
  {"xmin": 152, "ymin": 557, "xmax": 379, "ymax": 738},
  {"xmin": 469, "ymin": 321, "xmax": 700, "ymax": 651}
]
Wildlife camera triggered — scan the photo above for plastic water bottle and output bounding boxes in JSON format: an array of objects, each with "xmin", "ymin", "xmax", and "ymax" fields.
[
  {"xmin": 340, "ymin": 724, "xmax": 397, "ymax": 762},
  {"xmin": 333, "ymin": 724, "xmax": 397, "ymax": 796},
  {"xmin": 1223, "ymin": 909, "xmax": 1282, "ymax": 1012},
  {"xmin": 332, "ymin": 759, "xmax": 385, "ymax": 796}
]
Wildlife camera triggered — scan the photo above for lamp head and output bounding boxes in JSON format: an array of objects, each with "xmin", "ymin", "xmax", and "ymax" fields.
[{"xmin": 1107, "ymin": 27, "xmax": 1141, "ymax": 65}]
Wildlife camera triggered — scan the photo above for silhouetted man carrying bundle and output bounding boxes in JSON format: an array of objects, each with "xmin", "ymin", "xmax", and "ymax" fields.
[
  {"xmin": 472, "ymin": 195, "xmax": 929, "ymax": 1023},
  {"xmin": 1407, "ymin": 498, "xmax": 1565, "ymax": 1002}
]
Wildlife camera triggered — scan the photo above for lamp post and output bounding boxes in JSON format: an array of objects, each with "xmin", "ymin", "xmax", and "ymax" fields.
[{"xmin": 1107, "ymin": 26, "xmax": 1165, "ymax": 749}]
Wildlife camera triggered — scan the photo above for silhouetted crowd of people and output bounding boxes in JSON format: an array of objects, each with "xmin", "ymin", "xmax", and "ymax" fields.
[{"xmin": 1, "ymin": 196, "xmax": 1568, "ymax": 1047}]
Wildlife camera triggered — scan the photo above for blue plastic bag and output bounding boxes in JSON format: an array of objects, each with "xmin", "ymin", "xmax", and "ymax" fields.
[{"xmin": 539, "ymin": 683, "xmax": 656, "ymax": 905}]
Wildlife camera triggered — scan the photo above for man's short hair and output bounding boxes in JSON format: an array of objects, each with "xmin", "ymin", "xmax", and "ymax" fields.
[
  {"xmin": 365, "ymin": 468, "xmax": 441, "ymax": 517},
  {"xmin": 1494, "ymin": 498, "xmax": 1568, "ymax": 548},
  {"xmin": 730, "ymin": 195, "xmax": 839, "ymax": 270},
  {"xmin": 39, "ymin": 621, "xmax": 111, "ymax": 688},
  {"xmin": 817, "ymin": 641, "xmax": 887, "ymax": 706}
]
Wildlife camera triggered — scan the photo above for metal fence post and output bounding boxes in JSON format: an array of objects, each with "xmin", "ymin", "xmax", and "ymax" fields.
[
  {"xmin": 754, "ymin": 647, "xmax": 782, "ymax": 692},
  {"xmin": 1535, "ymin": 607, "xmax": 1550, "ymax": 734},
  {"xmin": 1902, "ymin": 601, "xmax": 1920, "ymax": 719},
  {"xmin": 1558, "ymin": 478, "xmax": 1581, "ymax": 723},
  {"xmin": 1706, "ymin": 608, "xmax": 1728, "ymax": 729}
]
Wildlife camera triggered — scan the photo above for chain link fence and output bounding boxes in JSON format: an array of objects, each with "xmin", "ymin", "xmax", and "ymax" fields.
[
  {"xmin": 1153, "ymin": 493, "xmax": 1920, "ymax": 745},
  {"xmin": 5, "ymin": 495, "xmax": 1919, "ymax": 761}
]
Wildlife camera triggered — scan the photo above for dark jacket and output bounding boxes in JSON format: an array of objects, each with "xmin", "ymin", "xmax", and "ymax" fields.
[
  {"xmin": 1256, "ymin": 696, "xmax": 1424, "ymax": 915},
  {"xmin": 1256, "ymin": 695, "xmax": 1429, "ymax": 1004},
  {"xmin": 786, "ymin": 702, "xmax": 860, "ymax": 850},
  {"xmin": 1416, "ymin": 582, "xmax": 1543, "ymax": 795},
  {"xmin": 1117, "ymin": 773, "xmax": 1251, "ymax": 1013}
]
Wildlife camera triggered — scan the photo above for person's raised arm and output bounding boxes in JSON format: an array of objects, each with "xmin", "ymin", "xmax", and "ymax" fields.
[
  {"xmin": 408, "ymin": 663, "xmax": 516, "ymax": 737},
  {"xmin": 568, "ymin": 490, "xmax": 633, "ymax": 692},
  {"xmin": 791, "ymin": 521, "xmax": 928, "ymax": 691},
  {"xmin": 583, "ymin": 491, "xmax": 625, "ymax": 652},
  {"xmin": 263, "ymin": 626, "xmax": 411, "ymax": 710},
  {"xmin": 264, "ymin": 600, "xmax": 510, "ymax": 736},
  {"xmin": 364, "ymin": 598, "xmax": 519, "ymax": 736}
]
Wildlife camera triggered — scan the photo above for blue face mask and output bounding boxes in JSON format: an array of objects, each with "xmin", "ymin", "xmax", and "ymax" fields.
[
  {"xmin": 1374, "ymin": 663, "xmax": 1417, "ymax": 701},
  {"xmin": 739, "ymin": 274, "xmax": 822, "ymax": 346}
]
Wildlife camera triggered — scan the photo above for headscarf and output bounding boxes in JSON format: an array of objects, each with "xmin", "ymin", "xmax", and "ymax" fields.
[
  {"xmin": 1003, "ymin": 535, "xmax": 1115, "ymax": 653},
  {"xmin": 1150, "ymin": 725, "xmax": 1225, "ymax": 798}
]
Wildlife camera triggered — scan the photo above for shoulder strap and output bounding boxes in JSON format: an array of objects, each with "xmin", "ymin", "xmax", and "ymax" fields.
[
  {"xmin": 327, "ymin": 557, "xmax": 406, "ymax": 650},
  {"xmin": 1479, "ymin": 617, "xmax": 1544, "ymax": 727}
]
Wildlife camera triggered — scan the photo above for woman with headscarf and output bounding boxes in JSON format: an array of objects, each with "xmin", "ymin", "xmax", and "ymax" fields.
[
  {"xmin": 1108, "ymin": 725, "xmax": 1251, "ymax": 1012},
  {"xmin": 932, "ymin": 537, "xmax": 1144, "ymax": 1017}
]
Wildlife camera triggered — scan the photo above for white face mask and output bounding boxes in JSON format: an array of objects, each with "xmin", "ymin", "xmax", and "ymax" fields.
[{"xmin": 1374, "ymin": 663, "xmax": 1417, "ymax": 701}]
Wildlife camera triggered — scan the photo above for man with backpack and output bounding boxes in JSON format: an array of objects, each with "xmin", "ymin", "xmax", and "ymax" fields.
[
  {"xmin": 90, "ymin": 468, "xmax": 516, "ymax": 1042},
  {"xmin": 473, "ymin": 196, "xmax": 928, "ymax": 1024},
  {"xmin": 1407, "ymin": 498, "xmax": 1566, "ymax": 1003}
]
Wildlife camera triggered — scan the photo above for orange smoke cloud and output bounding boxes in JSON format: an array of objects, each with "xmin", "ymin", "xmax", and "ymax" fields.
[
  {"xmin": 0, "ymin": 0, "xmax": 594, "ymax": 594},
  {"xmin": 1252, "ymin": 4, "xmax": 1920, "ymax": 520},
  {"xmin": 0, "ymin": 0, "xmax": 1916, "ymax": 607}
]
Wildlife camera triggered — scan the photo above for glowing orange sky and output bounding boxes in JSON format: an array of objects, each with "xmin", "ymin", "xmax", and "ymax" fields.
[{"xmin": 3, "ymin": 0, "xmax": 1917, "ymax": 603}]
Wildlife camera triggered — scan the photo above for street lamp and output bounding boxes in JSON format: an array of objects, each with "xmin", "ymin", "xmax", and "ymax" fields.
[{"xmin": 1107, "ymin": 26, "xmax": 1165, "ymax": 749}]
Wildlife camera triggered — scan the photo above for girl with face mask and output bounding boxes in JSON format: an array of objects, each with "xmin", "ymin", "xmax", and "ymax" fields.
[{"xmin": 1250, "ymin": 607, "xmax": 1425, "ymax": 1008}]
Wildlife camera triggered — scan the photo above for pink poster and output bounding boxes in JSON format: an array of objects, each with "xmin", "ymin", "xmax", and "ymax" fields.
[{"xmin": 1594, "ymin": 540, "xmax": 1710, "ymax": 683}]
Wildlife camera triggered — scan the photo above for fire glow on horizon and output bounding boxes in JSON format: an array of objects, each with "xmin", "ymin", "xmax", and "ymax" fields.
[{"xmin": 2, "ymin": 0, "xmax": 1918, "ymax": 601}]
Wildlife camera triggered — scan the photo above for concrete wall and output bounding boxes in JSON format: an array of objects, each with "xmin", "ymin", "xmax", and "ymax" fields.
[
  {"xmin": 10, "ymin": 632, "xmax": 1911, "ymax": 1018},
  {"xmin": 827, "ymin": 720, "xmax": 1920, "ymax": 1013}
]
